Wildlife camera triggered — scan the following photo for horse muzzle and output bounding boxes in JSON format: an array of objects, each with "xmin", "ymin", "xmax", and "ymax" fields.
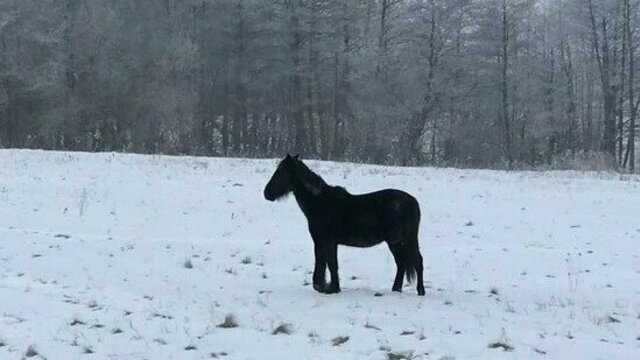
[{"xmin": 264, "ymin": 188, "xmax": 276, "ymax": 201}]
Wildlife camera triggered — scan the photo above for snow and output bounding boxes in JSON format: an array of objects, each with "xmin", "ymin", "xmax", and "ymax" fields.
[{"xmin": 0, "ymin": 149, "xmax": 639, "ymax": 359}]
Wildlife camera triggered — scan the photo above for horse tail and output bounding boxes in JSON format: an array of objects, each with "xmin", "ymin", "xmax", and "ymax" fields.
[
  {"xmin": 403, "ymin": 197, "xmax": 421, "ymax": 284},
  {"xmin": 404, "ymin": 251, "xmax": 417, "ymax": 284},
  {"xmin": 404, "ymin": 236, "xmax": 421, "ymax": 284}
]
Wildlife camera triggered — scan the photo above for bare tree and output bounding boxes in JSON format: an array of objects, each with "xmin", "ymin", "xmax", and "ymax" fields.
[{"xmin": 1, "ymin": 0, "xmax": 637, "ymax": 170}]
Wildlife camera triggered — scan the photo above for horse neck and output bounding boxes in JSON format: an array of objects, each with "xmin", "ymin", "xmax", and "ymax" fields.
[{"xmin": 291, "ymin": 166, "xmax": 326, "ymax": 217}]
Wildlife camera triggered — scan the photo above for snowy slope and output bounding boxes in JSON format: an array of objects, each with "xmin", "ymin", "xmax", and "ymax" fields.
[{"xmin": 0, "ymin": 149, "xmax": 639, "ymax": 360}]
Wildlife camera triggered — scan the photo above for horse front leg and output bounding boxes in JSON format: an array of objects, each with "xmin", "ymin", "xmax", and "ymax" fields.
[
  {"xmin": 324, "ymin": 243, "xmax": 341, "ymax": 294},
  {"xmin": 312, "ymin": 241, "xmax": 327, "ymax": 293}
]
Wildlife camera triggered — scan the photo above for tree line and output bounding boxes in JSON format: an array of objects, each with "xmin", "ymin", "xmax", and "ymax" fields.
[{"xmin": 0, "ymin": 0, "xmax": 638, "ymax": 171}]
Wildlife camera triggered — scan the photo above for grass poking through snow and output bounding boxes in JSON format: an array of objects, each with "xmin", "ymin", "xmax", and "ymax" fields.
[
  {"xmin": 488, "ymin": 342, "xmax": 514, "ymax": 351},
  {"xmin": 332, "ymin": 336, "xmax": 349, "ymax": 346},
  {"xmin": 24, "ymin": 345, "xmax": 38, "ymax": 358},
  {"xmin": 217, "ymin": 314, "xmax": 239, "ymax": 329},
  {"xmin": 70, "ymin": 318, "xmax": 85, "ymax": 326},
  {"xmin": 272, "ymin": 323, "xmax": 293, "ymax": 335}
]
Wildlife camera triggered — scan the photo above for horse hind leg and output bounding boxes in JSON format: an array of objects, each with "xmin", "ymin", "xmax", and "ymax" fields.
[{"xmin": 388, "ymin": 242, "xmax": 405, "ymax": 292}]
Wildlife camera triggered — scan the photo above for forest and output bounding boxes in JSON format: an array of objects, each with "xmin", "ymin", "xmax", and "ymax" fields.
[{"xmin": 0, "ymin": 0, "xmax": 638, "ymax": 170}]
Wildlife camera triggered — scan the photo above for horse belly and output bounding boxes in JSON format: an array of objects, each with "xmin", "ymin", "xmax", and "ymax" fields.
[{"xmin": 337, "ymin": 234, "xmax": 384, "ymax": 248}]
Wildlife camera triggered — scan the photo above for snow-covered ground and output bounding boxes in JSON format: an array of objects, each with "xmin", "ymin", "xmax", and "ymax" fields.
[{"xmin": 0, "ymin": 149, "xmax": 639, "ymax": 360}]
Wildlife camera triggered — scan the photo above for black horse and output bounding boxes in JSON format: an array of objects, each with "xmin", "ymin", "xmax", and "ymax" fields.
[{"xmin": 264, "ymin": 154, "xmax": 425, "ymax": 296}]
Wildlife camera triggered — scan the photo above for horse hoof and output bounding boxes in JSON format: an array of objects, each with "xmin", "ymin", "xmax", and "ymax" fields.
[
  {"xmin": 324, "ymin": 285, "xmax": 341, "ymax": 294},
  {"xmin": 313, "ymin": 283, "xmax": 327, "ymax": 293},
  {"xmin": 417, "ymin": 288, "xmax": 425, "ymax": 296},
  {"xmin": 392, "ymin": 287, "xmax": 402, "ymax": 293}
]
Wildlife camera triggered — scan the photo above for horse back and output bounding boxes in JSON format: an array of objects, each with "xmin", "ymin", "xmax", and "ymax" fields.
[{"xmin": 347, "ymin": 187, "xmax": 417, "ymax": 209}]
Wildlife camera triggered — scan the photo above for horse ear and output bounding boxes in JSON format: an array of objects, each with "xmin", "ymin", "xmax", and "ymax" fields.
[
  {"xmin": 294, "ymin": 154, "xmax": 300, "ymax": 160},
  {"xmin": 286, "ymin": 153, "xmax": 291, "ymax": 159}
]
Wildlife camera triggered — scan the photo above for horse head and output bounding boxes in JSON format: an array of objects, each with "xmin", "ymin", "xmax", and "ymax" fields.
[{"xmin": 264, "ymin": 154, "xmax": 299, "ymax": 201}]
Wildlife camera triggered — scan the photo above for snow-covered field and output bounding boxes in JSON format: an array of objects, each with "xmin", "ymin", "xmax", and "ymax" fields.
[{"xmin": 0, "ymin": 149, "xmax": 639, "ymax": 360}]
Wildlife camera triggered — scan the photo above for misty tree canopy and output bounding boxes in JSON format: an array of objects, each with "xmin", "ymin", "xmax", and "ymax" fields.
[{"xmin": 0, "ymin": 0, "xmax": 638, "ymax": 170}]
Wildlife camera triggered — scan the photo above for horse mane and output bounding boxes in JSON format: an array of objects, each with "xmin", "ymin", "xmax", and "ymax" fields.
[
  {"xmin": 327, "ymin": 185, "xmax": 349, "ymax": 198},
  {"xmin": 292, "ymin": 160, "xmax": 328, "ymax": 196}
]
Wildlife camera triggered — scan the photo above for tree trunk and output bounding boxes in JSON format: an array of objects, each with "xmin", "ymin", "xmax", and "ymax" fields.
[
  {"xmin": 501, "ymin": 0, "xmax": 513, "ymax": 168},
  {"xmin": 62, "ymin": 0, "xmax": 78, "ymax": 150},
  {"xmin": 560, "ymin": 37, "xmax": 578, "ymax": 152},
  {"xmin": 377, "ymin": 0, "xmax": 389, "ymax": 77},
  {"xmin": 331, "ymin": 1, "xmax": 352, "ymax": 160},
  {"xmin": 618, "ymin": 4, "xmax": 627, "ymax": 166},
  {"xmin": 623, "ymin": 0, "xmax": 637, "ymax": 172},
  {"xmin": 232, "ymin": 1, "xmax": 247, "ymax": 154},
  {"xmin": 588, "ymin": 0, "xmax": 616, "ymax": 160},
  {"xmin": 331, "ymin": 52, "xmax": 342, "ymax": 159},
  {"xmin": 306, "ymin": 4, "xmax": 319, "ymax": 157},
  {"xmin": 221, "ymin": 81, "xmax": 230, "ymax": 156},
  {"xmin": 290, "ymin": 3, "xmax": 305, "ymax": 156}
]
